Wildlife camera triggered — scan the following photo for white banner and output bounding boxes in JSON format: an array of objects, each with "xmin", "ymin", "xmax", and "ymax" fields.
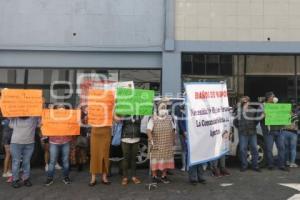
[{"xmin": 185, "ymin": 82, "xmax": 231, "ymax": 166}]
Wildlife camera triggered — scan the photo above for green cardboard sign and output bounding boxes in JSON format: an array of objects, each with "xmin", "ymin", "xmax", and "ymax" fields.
[
  {"xmin": 115, "ymin": 88, "xmax": 155, "ymax": 116},
  {"xmin": 265, "ymin": 103, "xmax": 292, "ymax": 125}
]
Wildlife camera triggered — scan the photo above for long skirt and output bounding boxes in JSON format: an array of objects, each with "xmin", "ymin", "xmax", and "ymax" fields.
[{"xmin": 90, "ymin": 127, "xmax": 111, "ymax": 174}]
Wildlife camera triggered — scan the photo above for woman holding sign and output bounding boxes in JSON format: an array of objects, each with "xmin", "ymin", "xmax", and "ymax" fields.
[
  {"xmin": 147, "ymin": 102, "xmax": 175, "ymax": 184},
  {"xmin": 89, "ymin": 124, "xmax": 113, "ymax": 186}
]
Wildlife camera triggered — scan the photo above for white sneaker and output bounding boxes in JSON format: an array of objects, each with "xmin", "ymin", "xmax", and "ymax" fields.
[
  {"xmin": 2, "ymin": 173, "xmax": 9, "ymax": 178},
  {"xmin": 45, "ymin": 164, "xmax": 49, "ymax": 172},
  {"xmin": 55, "ymin": 163, "xmax": 62, "ymax": 170},
  {"xmin": 290, "ymin": 163, "xmax": 298, "ymax": 168},
  {"xmin": 6, "ymin": 171, "xmax": 12, "ymax": 177},
  {"xmin": 286, "ymin": 161, "xmax": 291, "ymax": 166},
  {"xmin": 181, "ymin": 167, "xmax": 186, "ymax": 172}
]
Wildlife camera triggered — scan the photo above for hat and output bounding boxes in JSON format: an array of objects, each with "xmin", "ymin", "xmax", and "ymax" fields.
[{"xmin": 265, "ymin": 91, "xmax": 275, "ymax": 99}]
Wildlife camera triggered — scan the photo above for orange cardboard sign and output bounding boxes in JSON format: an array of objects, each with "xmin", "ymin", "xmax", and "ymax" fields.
[
  {"xmin": 0, "ymin": 89, "xmax": 43, "ymax": 117},
  {"xmin": 87, "ymin": 89, "xmax": 115, "ymax": 127},
  {"xmin": 41, "ymin": 109, "xmax": 80, "ymax": 136}
]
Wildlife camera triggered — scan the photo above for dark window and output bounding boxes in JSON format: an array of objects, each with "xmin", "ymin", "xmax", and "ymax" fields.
[
  {"xmin": 206, "ymin": 55, "xmax": 219, "ymax": 75},
  {"xmin": 182, "ymin": 54, "xmax": 193, "ymax": 74},
  {"xmin": 220, "ymin": 55, "xmax": 233, "ymax": 75},
  {"xmin": 193, "ymin": 54, "xmax": 205, "ymax": 75},
  {"xmin": 182, "ymin": 54, "xmax": 233, "ymax": 76}
]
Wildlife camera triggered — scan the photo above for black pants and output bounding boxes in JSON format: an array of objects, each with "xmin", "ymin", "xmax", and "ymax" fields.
[{"xmin": 122, "ymin": 142, "xmax": 139, "ymax": 178}]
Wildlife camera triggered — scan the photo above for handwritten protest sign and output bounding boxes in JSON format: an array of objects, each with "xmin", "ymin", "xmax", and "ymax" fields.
[
  {"xmin": 0, "ymin": 89, "xmax": 43, "ymax": 117},
  {"xmin": 265, "ymin": 103, "xmax": 291, "ymax": 125},
  {"xmin": 41, "ymin": 109, "xmax": 80, "ymax": 136},
  {"xmin": 87, "ymin": 89, "xmax": 115, "ymax": 127},
  {"xmin": 185, "ymin": 82, "xmax": 231, "ymax": 166},
  {"xmin": 115, "ymin": 88, "xmax": 154, "ymax": 116}
]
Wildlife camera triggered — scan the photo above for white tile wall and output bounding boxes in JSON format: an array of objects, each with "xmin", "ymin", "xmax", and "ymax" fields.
[{"xmin": 176, "ymin": 0, "xmax": 300, "ymax": 41}]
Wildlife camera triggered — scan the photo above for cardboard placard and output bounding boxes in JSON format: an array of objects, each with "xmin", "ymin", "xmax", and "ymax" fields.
[
  {"xmin": 0, "ymin": 89, "xmax": 43, "ymax": 117},
  {"xmin": 41, "ymin": 109, "xmax": 80, "ymax": 136},
  {"xmin": 87, "ymin": 89, "xmax": 115, "ymax": 127},
  {"xmin": 265, "ymin": 103, "xmax": 292, "ymax": 125},
  {"xmin": 115, "ymin": 88, "xmax": 154, "ymax": 116}
]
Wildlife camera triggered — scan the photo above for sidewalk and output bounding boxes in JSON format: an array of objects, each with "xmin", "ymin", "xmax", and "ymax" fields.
[{"xmin": 0, "ymin": 167, "xmax": 298, "ymax": 200}]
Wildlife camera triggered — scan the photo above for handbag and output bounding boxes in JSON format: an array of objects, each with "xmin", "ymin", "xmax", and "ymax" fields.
[
  {"xmin": 76, "ymin": 136, "xmax": 88, "ymax": 148},
  {"xmin": 112, "ymin": 122, "xmax": 123, "ymax": 146}
]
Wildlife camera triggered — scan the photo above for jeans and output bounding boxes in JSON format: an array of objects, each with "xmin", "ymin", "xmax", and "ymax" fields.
[
  {"xmin": 179, "ymin": 134, "xmax": 187, "ymax": 169},
  {"xmin": 122, "ymin": 142, "xmax": 139, "ymax": 177},
  {"xmin": 210, "ymin": 156, "xmax": 226, "ymax": 169},
  {"xmin": 188, "ymin": 164, "xmax": 204, "ymax": 182},
  {"xmin": 264, "ymin": 131, "xmax": 285, "ymax": 168},
  {"xmin": 283, "ymin": 131, "xmax": 298, "ymax": 164},
  {"xmin": 10, "ymin": 143, "xmax": 35, "ymax": 181},
  {"xmin": 47, "ymin": 142, "xmax": 70, "ymax": 178},
  {"xmin": 239, "ymin": 134, "xmax": 259, "ymax": 169}
]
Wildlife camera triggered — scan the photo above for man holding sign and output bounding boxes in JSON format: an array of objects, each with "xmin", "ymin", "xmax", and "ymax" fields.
[
  {"xmin": 9, "ymin": 116, "xmax": 40, "ymax": 188},
  {"xmin": 261, "ymin": 91, "xmax": 290, "ymax": 171}
]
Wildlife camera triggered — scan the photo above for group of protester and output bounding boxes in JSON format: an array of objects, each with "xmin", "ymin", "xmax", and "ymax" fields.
[
  {"xmin": 1, "ymin": 90, "xmax": 299, "ymax": 189},
  {"xmin": 234, "ymin": 91, "xmax": 299, "ymax": 172}
]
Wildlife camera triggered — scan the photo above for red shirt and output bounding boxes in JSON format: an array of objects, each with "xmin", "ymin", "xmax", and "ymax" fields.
[{"xmin": 49, "ymin": 136, "xmax": 72, "ymax": 144}]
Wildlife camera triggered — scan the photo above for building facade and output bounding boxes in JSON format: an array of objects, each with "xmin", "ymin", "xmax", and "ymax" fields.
[{"xmin": 1, "ymin": 0, "xmax": 300, "ymax": 105}]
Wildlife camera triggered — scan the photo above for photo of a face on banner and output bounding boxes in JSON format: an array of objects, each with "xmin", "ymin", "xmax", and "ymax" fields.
[{"xmin": 221, "ymin": 130, "xmax": 230, "ymax": 152}]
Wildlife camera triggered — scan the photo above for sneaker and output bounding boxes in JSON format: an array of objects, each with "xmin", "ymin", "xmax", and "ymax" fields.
[
  {"xmin": 286, "ymin": 161, "xmax": 291, "ymax": 166},
  {"xmin": 11, "ymin": 180, "xmax": 22, "ymax": 189},
  {"xmin": 23, "ymin": 179, "xmax": 32, "ymax": 187},
  {"xmin": 253, "ymin": 168, "xmax": 262, "ymax": 172},
  {"xmin": 63, "ymin": 177, "xmax": 71, "ymax": 185},
  {"xmin": 152, "ymin": 176, "xmax": 161, "ymax": 184},
  {"xmin": 160, "ymin": 176, "xmax": 171, "ymax": 184},
  {"xmin": 7, "ymin": 176, "xmax": 13, "ymax": 183},
  {"xmin": 45, "ymin": 178, "xmax": 54, "ymax": 186},
  {"xmin": 2, "ymin": 172, "xmax": 8, "ymax": 178},
  {"xmin": 181, "ymin": 167, "xmax": 186, "ymax": 172},
  {"xmin": 190, "ymin": 180, "xmax": 198, "ymax": 186},
  {"xmin": 279, "ymin": 167, "xmax": 290, "ymax": 172},
  {"xmin": 45, "ymin": 164, "xmax": 49, "ymax": 172},
  {"xmin": 290, "ymin": 163, "xmax": 298, "ymax": 168},
  {"xmin": 198, "ymin": 178, "xmax": 207, "ymax": 184},
  {"xmin": 55, "ymin": 163, "xmax": 62, "ymax": 170}
]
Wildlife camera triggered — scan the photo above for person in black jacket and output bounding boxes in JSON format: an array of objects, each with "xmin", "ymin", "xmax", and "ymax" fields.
[
  {"xmin": 234, "ymin": 96, "xmax": 261, "ymax": 172},
  {"xmin": 260, "ymin": 92, "xmax": 288, "ymax": 171},
  {"xmin": 120, "ymin": 116, "xmax": 141, "ymax": 186}
]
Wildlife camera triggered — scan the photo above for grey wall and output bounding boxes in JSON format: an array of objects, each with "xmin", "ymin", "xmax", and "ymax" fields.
[
  {"xmin": 0, "ymin": 0, "xmax": 165, "ymax": 50},
  {"xmin": 0, "ymin": 50, "xmax": 162, "ymax": 68}
]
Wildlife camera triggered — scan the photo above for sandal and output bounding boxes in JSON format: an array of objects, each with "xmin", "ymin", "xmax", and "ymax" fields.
[
  {"xmin": 121, "ymin": 178, "xmax": 128, "ymax": 186},
  {"xmin": 132, "ymin": 177, "xmax": 141, "ymax": 184}
]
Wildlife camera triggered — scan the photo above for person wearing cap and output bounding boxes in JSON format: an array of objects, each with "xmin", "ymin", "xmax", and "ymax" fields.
[
  {"xmin": 260, "ymin": 92, "xmax": 288, "ymax": 171},
  {"xmin": 234, "ymin": 96, "xmax": 261, "ymax": 172}
]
